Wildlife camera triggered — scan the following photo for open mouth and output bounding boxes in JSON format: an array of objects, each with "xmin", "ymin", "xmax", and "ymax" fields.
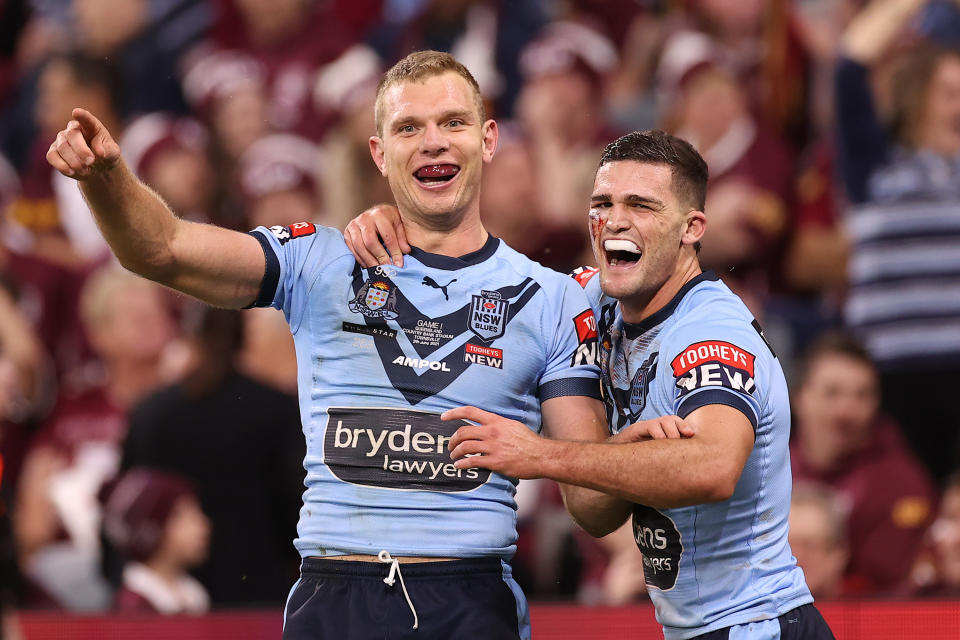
[
  {"xmin": 414, "ymin": 164, "xmax": 460, "ymax": 186},
  {"xmin": 604, "ymin": 239, "xmax": 642, "ymax": 267}
]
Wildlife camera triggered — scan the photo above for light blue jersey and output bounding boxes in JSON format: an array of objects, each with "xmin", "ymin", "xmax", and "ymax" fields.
[
  {"xmin": 574, "ymin": 268, "xmax": 812, "ymax": 640},
  {"xmin": 249, "ymin": 223, "xmax": 601, "ymax": 561}
]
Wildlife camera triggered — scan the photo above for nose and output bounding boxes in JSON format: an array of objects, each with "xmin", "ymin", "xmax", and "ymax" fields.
[
  {"xmin": 420, "ymin": 122, "xmax": 449, "ymax": 155},
  {"xmin": 602, "ymin": 204, "xmax": 631, "ymax": 233}
]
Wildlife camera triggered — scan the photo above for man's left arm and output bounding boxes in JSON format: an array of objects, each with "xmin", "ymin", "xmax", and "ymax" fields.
[
  {"xmin": 448, "ymin": 402, "xmax": 754, "ymax": 510},
  {"xmin": 539, "ymin": 395, "xmax": 632, "ymax": 537}
]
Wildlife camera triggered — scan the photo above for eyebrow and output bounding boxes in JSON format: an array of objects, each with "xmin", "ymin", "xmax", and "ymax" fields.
[
  {"xmin": 589, "ymin": 194, "xmax": 665, "ymax": 209},
  {"xmin": 392, "ymin": 109, "xmax": 473, "ymax": 130}
]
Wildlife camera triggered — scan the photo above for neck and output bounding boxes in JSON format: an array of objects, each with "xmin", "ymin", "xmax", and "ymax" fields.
[
  {"xmin": 144, "ymin": 555, "xmax": 184, "ymax": 587},
  {"xmin": 401, "ymin": 209, "xmax": 489, "ymax": 256},
  {"xmin": 799, "ymin": 434, "xmax": 840, "ymax": 473},
  {"xmin": 106, "ymin": 359, "xmax": 161, "ymax": 409},
  {"xmin": 620, "ymin": 259, "xmax": 703, "ymax": 324}
]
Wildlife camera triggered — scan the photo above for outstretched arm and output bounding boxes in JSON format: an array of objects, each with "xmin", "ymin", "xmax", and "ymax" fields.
[
  {"xmin": 447, "ymin": 403, "xmax": 752, "ymax": 511},
  {"xmin": 47, "ymin": 109, "xmax": 265, "ymax": 308}
]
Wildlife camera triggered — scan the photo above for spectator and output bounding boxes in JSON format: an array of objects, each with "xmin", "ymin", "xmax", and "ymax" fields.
[
  {"xmin": 658, "ymin": 41, "xmax": 795, "ymax": 309},
  {"xmin": 204, "ymin": 0, "xmax": 358, "ymax": 141},
  {"xmin": 102, "ymin": 468, "xmax": 211, "ymax": 614},
  {"xmin": 13, "ymin": 266, "xmax": 174, "ymax": 610},
  {"xmin": 909, "ymin": 471, "xmax": 960, "ymax": 597},
  {"xmin": 315, "ymin": 45, "xmax": 393, "ymax": 230},
  {"xmin": 238, "ymin": 133, "xmax": 324, "ymax": 230},
  {"xmin": 181, "ymin": 49, "xmax": 269, "ymax": 163},
  {"xmin": 789, "ymin": 483, "xmax": 850, "ymax": 600},
  {"xmin": 13, "ymin": 52, "xmax": 123, "ymax": 265},
  {"xmin": 791, "ymin": 332, "xmax": 936, "ymax": 594},
  {"xmin": 121, "ymin": 306, "xmax": 304, "ymax": 606},
  {"xmin": 836, "ymin": 0, "xmax": 960, "ymax": 482},
  {"xmin": 120, "ymin": 113, "xmax": 215, "ymax": 224}
]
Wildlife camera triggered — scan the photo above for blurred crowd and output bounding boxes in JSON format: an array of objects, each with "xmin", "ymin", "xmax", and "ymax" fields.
[{"xmin": 0, "ymin": 0, "xmax": 959, "ymax": 617}]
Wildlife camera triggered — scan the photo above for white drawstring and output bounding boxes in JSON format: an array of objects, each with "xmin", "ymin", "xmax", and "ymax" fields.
[{"xmin": 378, "ymin": 550, "xmax": 419, "ymax": 630}]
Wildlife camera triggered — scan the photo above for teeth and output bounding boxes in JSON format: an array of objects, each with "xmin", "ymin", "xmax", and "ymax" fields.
[{"xmin": 604, "ymin": 239, "xmax": 640, "ymax": 253}]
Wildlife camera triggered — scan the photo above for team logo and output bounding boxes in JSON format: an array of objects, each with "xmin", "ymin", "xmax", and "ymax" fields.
[
  {"xmin": 628, "ymin": 353, "xmax": 658, "ymax": 418},
  {"xmin": 268, "ymin": 222, "xmax": 316, "ymax": 245},
  {"xmin": 469, "ymin": 290, "xmax": 509, "ymax": 341},
  {"xmin": 422, "ymin": 276, "xmax": 457, "ymax": 300},
  {"xmin": 349, "ymin": 279, "xmax": 399, "ymax": 319}
]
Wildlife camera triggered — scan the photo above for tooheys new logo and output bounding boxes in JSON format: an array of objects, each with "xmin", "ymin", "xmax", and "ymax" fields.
[
  {"xmin": 324, "ymin": 408, "xmax": 491, "ymax": 491},
  {"xmin": 671, "ymin": 340, "xmax": 757, "ymax": 398},
  {"xmin": 571, "ymin": 309, "xmax": 599, "ymax": 367},
  {"xmin": 632, "ymin": 505, "xmax": 683, "ymax": 590}
]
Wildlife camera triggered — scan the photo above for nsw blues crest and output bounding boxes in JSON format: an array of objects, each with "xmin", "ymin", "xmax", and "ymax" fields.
[
  {"xmin": 469, "ymin": 290, "xmax": 509, "ymax": 341},
  {"xmin": 629, "ymin": 353, "xmax": 658, "ymax": 419}
]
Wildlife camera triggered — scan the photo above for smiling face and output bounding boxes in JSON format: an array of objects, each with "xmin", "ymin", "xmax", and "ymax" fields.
[
  {"xmin": 369, "ymin": 72, "xmax": 497, "ymax": 231},
  {"xmin": 589, "ymin": 161, "xmax": 705, "ymax": 320},
  {"xmin": 919, "ymin": 55, "xmax": 960, "ymax": 157}
]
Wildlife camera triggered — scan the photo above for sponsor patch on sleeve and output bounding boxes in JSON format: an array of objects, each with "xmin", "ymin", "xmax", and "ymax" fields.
[
  {"xmin": 269, "ymin": 222, "xmax": 317, "ymax": 245},
  {"xmin": 671, "ymin": 340, "xmax": 756, "ymax": 398},
  {"xmin": 571, "ymin": 309, "xmax": 598, "ymax": 367},
  {"xmin": 570, "ymin": 266, "xmax": 598, "ymax": 288}
]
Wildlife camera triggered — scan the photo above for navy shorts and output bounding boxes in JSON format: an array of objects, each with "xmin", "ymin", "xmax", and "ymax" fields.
[
  {"xmin": 282, "ymin": 557, "xmax": 529, "ymax": 640},
  {"xmin": 694, "ymin": 604, "xmax": 835, "ymax": 640}
]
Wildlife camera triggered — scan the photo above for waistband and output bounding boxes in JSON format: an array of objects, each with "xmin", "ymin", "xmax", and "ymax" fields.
[{"xmin": 300, "ymin": 556, "xmax": 505, "ymax": 579}]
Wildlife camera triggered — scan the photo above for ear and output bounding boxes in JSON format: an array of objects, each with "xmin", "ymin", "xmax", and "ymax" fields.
[
  {"xmin": 369, "ymin": 136, "xmax": 387, "ymax": 176},
  {"xmin": 681, "ymin": 210, "xmax": 706, "ymax": 247},
  {"xmin": 481, "ymin": 119, "xmax": 498, "ymax": 164}
]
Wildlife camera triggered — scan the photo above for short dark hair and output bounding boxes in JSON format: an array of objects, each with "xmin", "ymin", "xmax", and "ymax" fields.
[
  {"xmin": 374, "ymin": 50, "xmax": 485, "ymax": 136},
  {"xmin": 599, "ymin": 130, "xmax": 708, "ymax": 212},
  {"xmin": 795, "ymin": 331, "xmax": 876, "ymax": 389}
]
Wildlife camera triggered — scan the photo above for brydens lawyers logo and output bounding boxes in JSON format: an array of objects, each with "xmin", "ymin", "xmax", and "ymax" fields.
[
  {"xmin": 324, "ymin": 407, "xmax": 490, "ymax": 491},
  {"xmin": 469, "ymin": 290, "xmax": 509, "ymax": 341},
  {"xmin": 268, "ymin": 222, "xmax": 316, "ymax": 245},
  {"xmin": 349, "ymin": 279, "xmax": 399, "ymax": 320},
  {"xmin": 671, "ymin": 340, "xmax": 756, "ymax": 398}
]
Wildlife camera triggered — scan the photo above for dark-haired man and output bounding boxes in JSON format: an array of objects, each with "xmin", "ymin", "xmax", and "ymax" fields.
[
  {"xmin": 348, "ymin": 130, "xmax": 834, "ymax": 638},
  {"xmin": 46, "ymin": 50, "xmax": 692, "ymax": 640}
]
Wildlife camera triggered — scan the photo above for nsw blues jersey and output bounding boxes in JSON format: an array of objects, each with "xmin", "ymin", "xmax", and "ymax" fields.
[
  {"xmin": 575, "ymin": 268, "xmax": 812, "ymax": 640},
  {"xmin": 249, "ymin": 223, "xmax": 600, "ymax": 560}
]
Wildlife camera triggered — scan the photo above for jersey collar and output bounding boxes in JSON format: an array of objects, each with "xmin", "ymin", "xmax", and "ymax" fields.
[
  {"xmin": 622, "ymin": 271, "xmax": 719, "ymax": 339},
  {"xmin": 408, "ymin": 235, "xmax": 500, "ymax": 270}
]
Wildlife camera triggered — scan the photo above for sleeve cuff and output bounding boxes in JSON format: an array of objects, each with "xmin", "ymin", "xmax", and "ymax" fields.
[
  {"xmin": 244, "ymin": 230, "xmax": 281, "ymax": 309},
  {"xmin": 677, "ymin": 389, "xmax": 758, "ymax": 433},
  {"xmin": 539, "ymin": 377, "xmax": 602, "ymax": 402}
]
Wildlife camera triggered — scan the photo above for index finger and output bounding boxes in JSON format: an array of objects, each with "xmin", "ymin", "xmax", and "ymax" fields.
[
  {"xmin": 441, "ymin": 405, "xmax": 495, "ymax": 424},
  {"xmin": 71, "ymin": 108, "xmax": 102, "ymax": 140}
]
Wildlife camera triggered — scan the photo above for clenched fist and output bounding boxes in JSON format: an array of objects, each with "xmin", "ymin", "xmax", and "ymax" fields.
[{"xmin": 46, "ymin": 108, "xmax": 121, "ymax": 180}]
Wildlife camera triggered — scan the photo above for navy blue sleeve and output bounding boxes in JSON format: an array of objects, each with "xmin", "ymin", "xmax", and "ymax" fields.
[{"xmin": 834, "ymin": 55, "xmax": 891, "ymax": 204}]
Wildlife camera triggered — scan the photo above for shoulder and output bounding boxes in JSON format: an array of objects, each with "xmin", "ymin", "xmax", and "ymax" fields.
[
  {"xmin": 252, "ymin": 222, "xmax": 353, "ymax": 264},
  {"xmin": 493, "ymin": 242, "xmax": 591, "ymax": 302}
]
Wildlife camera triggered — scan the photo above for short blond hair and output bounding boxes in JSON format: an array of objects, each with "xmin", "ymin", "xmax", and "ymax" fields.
[{"xmin": 374, "ymin": 50, "xmax": 486, "ymax": 136}]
